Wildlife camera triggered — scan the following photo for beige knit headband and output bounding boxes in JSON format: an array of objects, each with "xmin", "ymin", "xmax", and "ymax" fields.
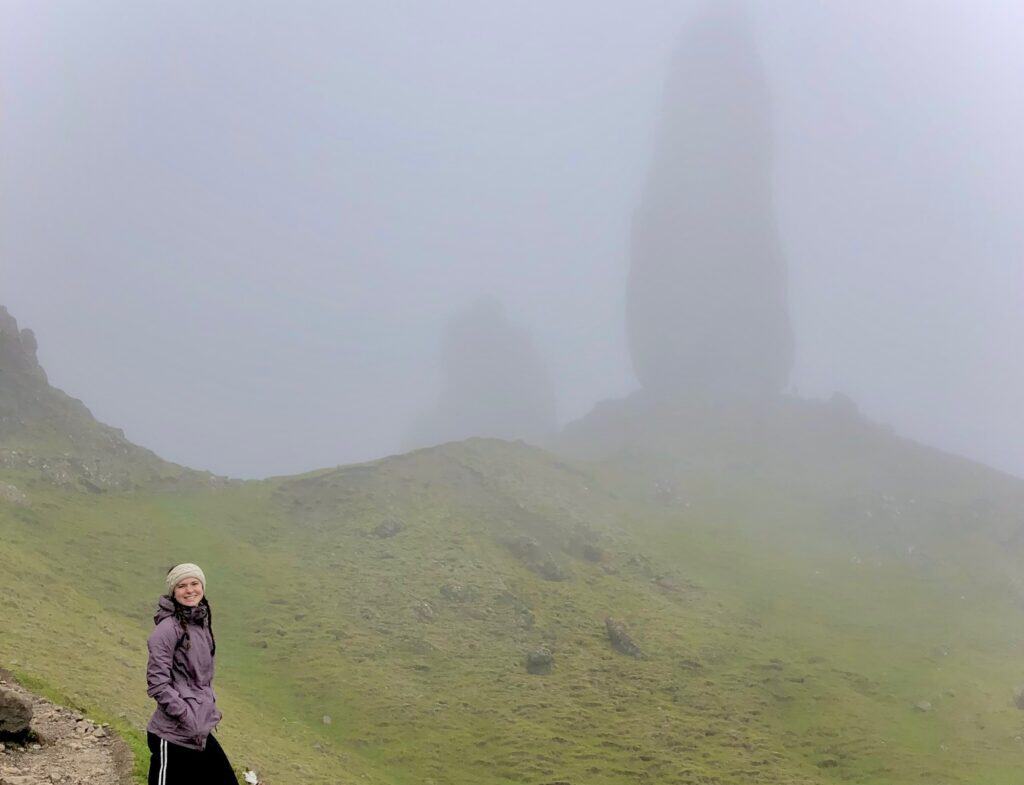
[{"xmin": 165, "ymin": 563, "xmax": 206, "ymax": 597}]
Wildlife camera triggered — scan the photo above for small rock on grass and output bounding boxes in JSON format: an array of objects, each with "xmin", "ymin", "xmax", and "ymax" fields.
[
  {"xmin": 605, "ymin": 617, "xmax": 644, "ymax": 659},
  {"xmin": 525, "ymin": 646, "xmax": 553, "ymax": 675}
]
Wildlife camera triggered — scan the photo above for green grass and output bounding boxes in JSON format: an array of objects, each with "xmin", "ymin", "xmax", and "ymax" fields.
[{"xmin": 3, "ymin": 396, "xmax": 1024, "ymax": 783}]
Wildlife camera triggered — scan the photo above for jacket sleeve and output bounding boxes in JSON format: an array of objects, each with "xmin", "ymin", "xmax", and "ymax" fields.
[{"xmin": 146, "ymin": 623, "xmax": 191, "ymax": 725}]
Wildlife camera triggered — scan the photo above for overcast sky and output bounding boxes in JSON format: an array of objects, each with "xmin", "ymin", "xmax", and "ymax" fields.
[{"xmin": 3, "ymin": 1, "xmax": 1021, "ymax": 479}]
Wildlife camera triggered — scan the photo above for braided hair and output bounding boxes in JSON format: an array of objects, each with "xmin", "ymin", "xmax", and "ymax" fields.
[{"xmin": 171, "ymin": 597, "xmax": 216, "ymax": 656}]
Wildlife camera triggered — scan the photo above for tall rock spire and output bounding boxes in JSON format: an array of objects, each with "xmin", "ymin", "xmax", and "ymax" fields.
[
  {"xmin": 627, "ymin": 2, "xmax": 792, "ymax": 399},
  {"xmin": 405, "ymin": 298, "xmax": 557, "ymax": 449}
]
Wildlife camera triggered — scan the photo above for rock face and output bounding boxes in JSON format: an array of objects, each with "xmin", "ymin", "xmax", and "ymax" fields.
[
  {"xmin": 626, "ymin": 2, "xmax": 793, "ymax": 399},
  {"xmin": 405, "ymin": 298, "xmax": 556, "ymax": 449}
]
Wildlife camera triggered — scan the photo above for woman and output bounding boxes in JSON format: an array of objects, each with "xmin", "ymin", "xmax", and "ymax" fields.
[{"xmin": 146, "ymin": 563, "xmax": 239, "ymax": 784}]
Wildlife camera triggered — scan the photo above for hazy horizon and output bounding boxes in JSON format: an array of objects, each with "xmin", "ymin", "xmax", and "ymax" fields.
[{"xmin": 3, "ymin": 1, "xmax": 1021, "ymax": 479}]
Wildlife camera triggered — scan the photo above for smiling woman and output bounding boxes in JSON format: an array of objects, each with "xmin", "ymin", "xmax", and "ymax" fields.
[{"xmin": 145, "ymin": 563, "xmax": 239, "ymax": 784}]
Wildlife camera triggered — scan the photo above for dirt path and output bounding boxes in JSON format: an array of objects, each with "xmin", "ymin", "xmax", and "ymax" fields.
[{"xmin": 0, "ymin": 672, "xmax": 134, "ymax": 785}]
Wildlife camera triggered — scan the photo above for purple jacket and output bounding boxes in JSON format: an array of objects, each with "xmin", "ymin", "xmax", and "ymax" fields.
[{"xmin": 146, "ymin": 596, "xmax": 223, "ymax": 750}]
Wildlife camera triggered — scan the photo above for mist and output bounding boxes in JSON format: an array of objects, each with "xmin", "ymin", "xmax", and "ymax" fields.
[{"xmin": 3, "ymin": 1, "xmax": 1021, "ymax": 479}]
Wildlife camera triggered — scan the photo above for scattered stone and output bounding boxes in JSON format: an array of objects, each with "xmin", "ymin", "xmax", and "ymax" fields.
[
  {"xmin": 504, "ymin": 535, "xmax": 543, "ymax": 561},
  {"xmin": 913, "ymin": 701, "xmax": 932, "ymax": 712},
  {"xmin": 0, "ymin": 483, "xmax": 28, "ymax": 507},
  {"xmin": 1014, "ymin": 686, "xmax": 1024, "ymax": 710},
  {"xmin": 372, "ymin": 519, "xmax": 405, "ymax": 538},
  {"xmin": 501, "ymin": 536, "xmax": 570, "ymax": 581},
  {"xmin": 525, "ymin": 646, "xmax": 554, "ymax": 675},
  {"xmin": 535, "ymin": 557, "xmax": 569, "ymax": 581},
  {"xmin": 321, "ymin": 715, "xmax": 332, "ymax": 725},
  {"xmin": 439, "ymin": 583, "xmax": 470, "ymax": 602},
  {"xmin": 605, "ymin": 617, "xmax": 644, "ymax": 659},
  {"xmin": 515, "ymin": 607, "xmax": 535, "ymax": 630},
  {"xmin": 414, "ymin": 601, "xmax": 435, "ymax": 622},
  {"xmin": 653, "ymin": 576, "xmax": 682, "ymax": 592},
  {"xmin": 566, "ymin": 524, "xmax": 605, "ymax": 563}
]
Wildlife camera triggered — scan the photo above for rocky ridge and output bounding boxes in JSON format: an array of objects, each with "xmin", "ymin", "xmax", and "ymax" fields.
[{"xmin": 0, "ymin": 305, "xmax": 229, "ymax": 491}]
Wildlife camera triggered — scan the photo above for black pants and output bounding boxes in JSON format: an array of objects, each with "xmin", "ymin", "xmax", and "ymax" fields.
[{"xmin": 148, "ymin": 731, "xmax": 239, "ymax": 785}]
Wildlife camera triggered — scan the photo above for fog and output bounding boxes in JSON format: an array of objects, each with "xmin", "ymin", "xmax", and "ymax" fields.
[{"xmin": 2, "ymin": 1, "xmax": 1021, "ymax": 479}]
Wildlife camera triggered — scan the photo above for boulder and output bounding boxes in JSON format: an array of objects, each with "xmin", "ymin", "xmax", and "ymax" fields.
[
  {"xmin": 525, "ymin": 646, "xmax": 554, "ymax": 675},
  {"xmin": 605, "ymin": 617, "xmax": 644, "ymax": 659},
  {"xmin": 0, "ymin": 686, "xmax": 32, "ymax": 735},
  {"xmin": 372, "ymin": 519, "xmax": 405, "ymax": 539},
  {"xmin": 502, "ymin": 536, "xmax": 570, "ymax": 582}
]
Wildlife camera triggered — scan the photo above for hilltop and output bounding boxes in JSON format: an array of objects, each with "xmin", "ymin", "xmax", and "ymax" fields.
[{"xmin": 2, "ymin": 307, "xmax": 1024, "ymax": 784}]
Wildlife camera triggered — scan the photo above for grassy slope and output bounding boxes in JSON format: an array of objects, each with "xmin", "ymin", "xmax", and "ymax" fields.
[
  {"xmin": 3, "ymin": 420, "xmax": 1024, "ymax": 784},
  {"xmin": 3, "ymin": 319, "xmax": 1024, "ymax": 785}
]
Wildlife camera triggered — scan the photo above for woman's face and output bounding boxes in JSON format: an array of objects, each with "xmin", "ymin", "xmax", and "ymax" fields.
[{"xmin": 173, "ymin": 577, "xmax": 204, "ymax": 607}]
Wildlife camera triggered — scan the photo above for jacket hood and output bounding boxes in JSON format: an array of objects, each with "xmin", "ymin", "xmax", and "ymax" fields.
[{"xmin": 153, "ymin": 595, "xmax": 209, "ymax": 625}]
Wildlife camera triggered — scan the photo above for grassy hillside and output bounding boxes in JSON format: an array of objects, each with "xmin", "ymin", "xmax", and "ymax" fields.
[{"xmin": 3, "ymin": 310, "xmax": 1024, "ymax": 783}]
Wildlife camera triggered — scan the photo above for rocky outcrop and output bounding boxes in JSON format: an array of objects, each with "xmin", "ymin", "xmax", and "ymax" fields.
[
  {"xmin": 0, "ymin": 306, "xmax": 46, "ymax": 383},
  {"xmin": 626, "ymin": 1, "xmax": 792, "ymax": 399},
  {"xmin": 0, "ymin": 306, "xmax": 220, "ymax": 491}
]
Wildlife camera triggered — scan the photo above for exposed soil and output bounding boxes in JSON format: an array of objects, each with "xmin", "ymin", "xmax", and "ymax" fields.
[{"xmin": 0, "ymin": 671, "xmax": 133, "ymax": 785}]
